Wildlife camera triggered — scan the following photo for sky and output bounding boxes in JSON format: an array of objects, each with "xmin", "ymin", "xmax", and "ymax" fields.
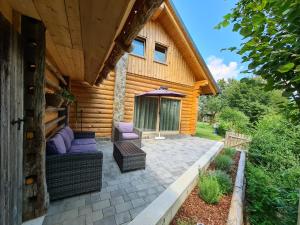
[{"xmin": 172, "ymin": 0, "xmax": 247, "ymax": 81}]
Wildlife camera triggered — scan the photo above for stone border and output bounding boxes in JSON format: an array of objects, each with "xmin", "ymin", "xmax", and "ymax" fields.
[
  {"xmin": 227, "ymin": 151, "xmax": 246, "ymax": 225},
  {"xmin": 128, "ymin": 141, "xmax": 224, "ymax": 225}
]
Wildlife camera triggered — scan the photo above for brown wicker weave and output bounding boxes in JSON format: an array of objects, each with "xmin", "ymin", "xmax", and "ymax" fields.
[
  {"xmin": 46, "ymin": 131, "xmax": 102, "ymax": 201},
  {"xmin": 113, "ymin": 141, "xmax": 146, "ymax": 173},
  {"xmin": 114, "ymin": 126, "xmax": 142, "ymax": 148}
]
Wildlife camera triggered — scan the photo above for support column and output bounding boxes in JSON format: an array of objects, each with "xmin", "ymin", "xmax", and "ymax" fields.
[
  {"xmin": 22, "ymin": 16, "xmax": 48, "ymax": 221},
  {"xmin": 112, "ymin": 53, "xmax": 128, "ymax": 140}
]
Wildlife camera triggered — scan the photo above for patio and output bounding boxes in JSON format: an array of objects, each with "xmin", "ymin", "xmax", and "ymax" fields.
[{"xmin": 43, "ymin": 136, "xmax": 220, "ymax": 225}]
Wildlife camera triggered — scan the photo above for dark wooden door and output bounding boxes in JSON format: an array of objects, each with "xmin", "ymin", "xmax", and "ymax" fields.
[{"xmin": 0, "ymin": 13, "xmax": 24, "ymax": 225}]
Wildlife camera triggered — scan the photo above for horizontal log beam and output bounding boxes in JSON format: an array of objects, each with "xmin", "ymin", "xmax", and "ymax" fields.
[{"xmin": 45, "ymin": 58, "xmax": 67, "ymax": 85}]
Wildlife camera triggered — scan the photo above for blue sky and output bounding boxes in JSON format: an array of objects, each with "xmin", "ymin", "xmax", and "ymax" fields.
[{"xmin": 172, "ymin": 0, "xmax": 246, "ymax": 81}]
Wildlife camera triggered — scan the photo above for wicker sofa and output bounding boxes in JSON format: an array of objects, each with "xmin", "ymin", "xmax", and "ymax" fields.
[
  {"xmin": 46, "ymin": 126, "xmax": 103, "ymax": 201},
  {"xmin": 114, "ymin": 122, "xmax": 142, "ymax": 148}
]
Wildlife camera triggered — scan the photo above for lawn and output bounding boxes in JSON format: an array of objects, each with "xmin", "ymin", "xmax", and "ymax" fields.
[{"xmin": 195, "ymin": 122, "xmax": 223, "ymax": 141}]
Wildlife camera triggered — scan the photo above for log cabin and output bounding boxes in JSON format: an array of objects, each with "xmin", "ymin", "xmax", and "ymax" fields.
[
  {"xmin": 0, "ymin": 0, "xmax": 218, "ymax": 224},
  {"xmin": 69, "ymin": 1, "xmax": 219, "ymax": 139},
  {"xmin": 0, "ymin": 0, "xmax": 164, "ymax": 224}
]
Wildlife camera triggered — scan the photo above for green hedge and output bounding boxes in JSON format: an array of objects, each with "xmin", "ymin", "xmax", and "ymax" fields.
[{"xmin": 246, "ymin": 115, "xmax": 300, "ymax": 224}]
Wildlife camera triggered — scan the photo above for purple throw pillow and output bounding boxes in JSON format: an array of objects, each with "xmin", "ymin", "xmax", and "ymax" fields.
[
  {"xmin": 58, "ymin": 129, "xmax": 72, "ymax": 150},
  {"xmin": 46, "ymin": 134, "xmax": 67, "ymax": 155},
  {"xmin": 65, "ymin": 126, "xmax": 74, "ymax": 140},
  {"xmin": 118, "ymin": 122, "xmax": 133, "ymax": 133}
]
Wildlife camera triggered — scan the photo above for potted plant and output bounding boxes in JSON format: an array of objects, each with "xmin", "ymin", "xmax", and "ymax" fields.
[{"xmin": 59, "ymin": 88, "xmax": 76, "ymax": 106}]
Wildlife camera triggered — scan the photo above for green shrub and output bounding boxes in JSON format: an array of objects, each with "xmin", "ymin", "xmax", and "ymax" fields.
[
  {"xmin": 217, "ymin": 107, "xmax": 249, "ymax": 136},
  {"xmin": 223, "ymin": 147, "xmax": 236, "ymax": 158},
  {"xmin": 212, "ymin": 170, "xmax": 232, "ymax": 194},
  {"xmin": 176, "ymin": 218, "xmax": 194, "ymax": 225},
  {"xmin": 214, "ymin": 154, "xmax": 233, "ymax": 172},
  {"xmin": 247, "ymin": 115, "xmax": 300, "ymax": 224},
  {"xmin": 198, "ymin": 175, "xmax": 222, "ymax": 204}
]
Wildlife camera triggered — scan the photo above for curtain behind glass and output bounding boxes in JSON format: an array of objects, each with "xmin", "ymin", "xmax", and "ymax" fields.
[
  {"xmin": 160, "ymin": 98, "xmax": 180, "ymax": 131},
  {"xmin": 134, "ymin": 96, "xmax": 158, "ymax": 131}
]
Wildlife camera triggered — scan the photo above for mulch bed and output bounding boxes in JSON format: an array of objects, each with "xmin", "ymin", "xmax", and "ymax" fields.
[{"xmin": 170, "ymin": 151, "xmax": 241, "ymax": 225}]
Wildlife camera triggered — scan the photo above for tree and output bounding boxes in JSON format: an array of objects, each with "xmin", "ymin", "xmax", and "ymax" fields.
[{"xmin": 216, "ymin": 0, "xmax": 300, "ymax": 111}]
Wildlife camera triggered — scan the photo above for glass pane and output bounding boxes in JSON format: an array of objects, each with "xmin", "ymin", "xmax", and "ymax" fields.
[
  {"xmin": 154, "ymin": 44, "xmax": 167, "ymax": 63},
  {"xmin": 134, "ymin": 96, "xmax": 158, "ymax": 131},
  {"xmin": 159, "ymin": 98, "xmax": 180, "ymax": 131},
  {"xmin": 132, "ymin": 38, "xmax": 145, "ymax": 57}
]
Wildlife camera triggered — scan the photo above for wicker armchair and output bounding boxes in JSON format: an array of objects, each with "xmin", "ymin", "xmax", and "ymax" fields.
[
  {"xmin": 46, "ymin": 129, "xmax": 103, "ymax": 201},
  {"xmin": 114, "ymin": 122, "xmax": 142, "ymax": 148}
]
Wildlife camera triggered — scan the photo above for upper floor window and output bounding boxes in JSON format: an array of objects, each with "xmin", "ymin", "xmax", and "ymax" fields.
[
  {"xmin": 154, "ymin": 43, "xmax": 167, "ymax": 63},
  {"xmin": 132, "ymin": 37, "xmax": 145, "ymax": 57}
]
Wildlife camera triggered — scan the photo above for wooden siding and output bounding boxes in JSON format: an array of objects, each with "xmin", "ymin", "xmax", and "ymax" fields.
[
  {"xmin": 69, "ymin": 74, "xmax": 115, "ymax": 137},
  {"xmin": 124, "ymin": 73, "xmax": 197, "ymax": 134},
  {"xmin": 127, "ymin": 20, "xmax": 196, "ymax": 86}
]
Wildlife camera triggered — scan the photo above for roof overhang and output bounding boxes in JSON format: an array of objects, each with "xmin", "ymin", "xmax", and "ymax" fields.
[
  {"xmin": 6, "ymin": 0, "xmax": 163, "ymax": 85},
  {"xmin": 153, "ymin": 0, "xmax": 220, "ymax": 94}
]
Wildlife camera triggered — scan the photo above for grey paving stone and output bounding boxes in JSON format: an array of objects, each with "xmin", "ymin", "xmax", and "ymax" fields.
[
  {"xmin": 92, "ymin": 200, "xmax": 110, "ymax": 211},
  {"xmin": 115, "ymin": 212, "xmax": 131, "ymax": 225},
  {"xmin": 131, "ymin": 198, "xmax": 145, "ymax": 208},
  {"xmin": 43, "ymin": 138, "xmax": 217, "ymax": 225},
  {"xmin": 110, "ymin": 196, "xmax": 124, "ymax": 206},
  {"xmin": 94, "ymin": 216, "xmax": 117, "ymax": 225},
  {"xmin": 115, "ymin": 202, "xmax": 133, "ymax": 213},
  {"xmin": 102, "ymin": 206, "xmax": 116, "ymax": 218},
  {"xmin": 62, "ymin": 215, "xmax": 85, "ymax": 225},
  {"xmin": 100, "ymin": 192, "xmax": 111, "ymax": 200},
  {"xmin": 129, "ymin": 206, "xmax": 145, "ymax": 219},
  {"xmin": 79, "ymin": 205, "xmax": 92, "ymax": 216}
]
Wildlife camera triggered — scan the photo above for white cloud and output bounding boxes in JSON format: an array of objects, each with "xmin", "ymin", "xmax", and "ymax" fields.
[{"xmin": 207, "ymin": 55, "xmax": 240, "ymax": 81}]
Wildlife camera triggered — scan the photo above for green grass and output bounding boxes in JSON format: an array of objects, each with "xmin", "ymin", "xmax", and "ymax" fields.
[{"xmin": 195, "ymin": 122, "xmax": 223, "ymax": 141}]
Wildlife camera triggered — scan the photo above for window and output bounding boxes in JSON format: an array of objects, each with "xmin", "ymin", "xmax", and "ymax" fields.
[
  {"xmin": 132, "ymin": 37, "xmax": 145, "ymax": 57},
  {"xmin": 154, "ymin": 43, "xmax": 167, "ymax": 63}
]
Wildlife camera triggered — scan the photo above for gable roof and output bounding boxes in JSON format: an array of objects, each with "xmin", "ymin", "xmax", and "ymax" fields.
[{"xmin": 153, "ymin": 0, "xmax": 219, "ymax": 94}]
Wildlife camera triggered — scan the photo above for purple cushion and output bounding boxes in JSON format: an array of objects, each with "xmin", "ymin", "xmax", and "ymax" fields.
[
  {"xmin": 118, "ymin": 122, "xmax": 133, "ymax": 133},
  {"xmin": 46, "ymin": 134, "xmax": 67, "ymax": 155},
  {"xmin": 58, "ymin": 129, "xmax": 72, "ymax": 150},
  {"xmin": 69, "ymin": 144, "xmax": 97, "ymax": 154},
  {"xmin": 65, "ymin": 126, "xmax": 74, "ymax": 140},
  {"xmin": 72, "ymin": 138, "xmax": 96, "ymax": 145},
  {"xmin": 122, "ymin": 132, "xmax": 139, "ymax": 140}
]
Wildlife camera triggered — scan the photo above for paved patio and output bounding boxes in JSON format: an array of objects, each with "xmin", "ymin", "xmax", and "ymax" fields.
[{"xmin": 43, "ymin": 136, "xmax": 218, "ymax": 225}]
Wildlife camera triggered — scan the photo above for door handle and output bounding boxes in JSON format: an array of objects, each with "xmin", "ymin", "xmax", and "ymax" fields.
[{"xmin": 11, "ymin": 117, "xmax": 25, "ymax": 130}]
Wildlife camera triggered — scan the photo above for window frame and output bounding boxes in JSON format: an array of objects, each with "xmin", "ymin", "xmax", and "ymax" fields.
[
  {"xmin": 131, "ymin": 36, "xmax": 146, "ymax": 58},
  {"xmin": 153, "ymin": 42, "xmax": 168, "ymax": 64}
]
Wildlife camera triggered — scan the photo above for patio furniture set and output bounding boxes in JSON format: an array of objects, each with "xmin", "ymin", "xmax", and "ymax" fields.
[{"xmin": 45, "ymin": 122, "xmax": 145, "ymax": 200}]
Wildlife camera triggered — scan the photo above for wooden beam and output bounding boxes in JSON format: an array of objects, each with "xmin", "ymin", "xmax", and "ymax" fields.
[
  {"xmin": 45, "ymin": 107, "xmax": 65, "ymax": 112},
  {"xmin": 22, "ymin": 16, "xmax": 48, "ymax": 221},
  {"xmin": 45, "ymin": 58, "xmax": 67, "ymax": 85},
  {"xmin": 46, "ymin": 78, "xmax": 62, "ymax": 91},
  {"xmin": 95, "ymin": 0, "xmax": 164, "ymax": 85},
  {"xmin": 45, "ymin": 115, "xmax": 66, "ymax": 130},
  {"xmin": 194, "ymin": 80, "xmax": 208, "ymax": 88},
  {"xmin": 46, "ymin": 124, "xmax": 64, "ymax": 140}
]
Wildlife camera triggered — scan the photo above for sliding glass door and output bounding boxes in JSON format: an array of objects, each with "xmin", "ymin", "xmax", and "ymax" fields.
[
  {"xmin": 134, "ymin": 96, "xmax": 181, "ymax": 132},
  {"xmin": 159, "ymin": 98, "xmax": 180, "ymax": 131},
  {"xmin": 134, "ymin": 96, "xmax": 158, "ymax": 131}
]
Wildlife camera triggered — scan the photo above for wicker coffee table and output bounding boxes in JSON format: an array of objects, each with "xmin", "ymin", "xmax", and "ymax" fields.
[{"xmin": 113, "ymin": 141, "xmax": 146, "ymax": 173}]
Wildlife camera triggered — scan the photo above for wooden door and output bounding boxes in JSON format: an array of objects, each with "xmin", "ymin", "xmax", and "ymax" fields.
[{"xmin": 0, "ymin": 13, "xmax": 24, "ymax": 225}]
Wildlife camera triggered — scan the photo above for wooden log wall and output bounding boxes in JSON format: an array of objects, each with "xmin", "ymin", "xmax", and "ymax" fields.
[
  {"xmin": 69, "ymin": 74, "xmax": 115, "ymax": 137},
  {"xmin": 0, "ymin": 11, "xmax": 23, "ymax": 225},
  {"xmin": 124, "ymin": 73, "xmax": 196, "ymax": 135},
  {"xmin": 44, "ymin": 59, "xmax": 68, "ymax": 139}
]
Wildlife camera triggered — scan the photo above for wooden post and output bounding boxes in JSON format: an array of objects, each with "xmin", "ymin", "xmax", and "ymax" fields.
[
  {"xmin": 22, "ymin": 16, "xmax": 48, "ymax": 221},
  {"xmin": 0, "ymin": 12, "xmax": 23, "ymax": 225}
]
